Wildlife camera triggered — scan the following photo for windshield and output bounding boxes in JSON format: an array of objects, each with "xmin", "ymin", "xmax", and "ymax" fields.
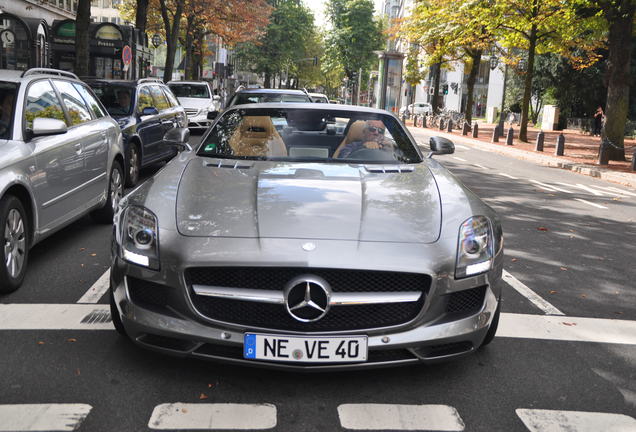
[
  {"xmin": 168, "ymin": 83, "xmax": 210, "ymax": 99},
  {"xmin": 88, "ymin": 83, "xmax": 133, "ymax": 117},
  {"xmin": 231, "ymin": 93, "xmax": 311, "ymax": 106},
  {"xmin": 198, "ymin": 107, "xmax": 421, "ymax": 164},
  {"xmin": 0, "ymin": 82, "xmax": 18, "ymax": 139}
]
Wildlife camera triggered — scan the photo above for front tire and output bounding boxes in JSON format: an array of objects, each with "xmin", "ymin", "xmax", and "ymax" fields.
[
  {"xmin": 92, "ymin": 161, "xmax": 124, "ymax": 224},
  {"xmin": 125, "ymin": 143, "xmax": 140, "ymax": 187},
  {"xmin": 0, "ymin": 196, "xmax": 29, "ymax": 294}
]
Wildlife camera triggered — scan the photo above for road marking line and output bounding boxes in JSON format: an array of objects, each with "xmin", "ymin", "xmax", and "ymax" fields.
[
  {"xmin": 77, "ymin": 269, "xmax": 110, "ymax": 304},
  {"xmin": 473, "ymin": 164, "xmax": 488, "ymax": 170},
  {"xmin": 148, "ymin": 403, "xmax": 277, "ymax": 430},
  {"xmin": 498, "ymin": 173, "xmax": 518, "ymax": 180},
  {"xmin": 338, "ymin": 404, "xmax": 464, "ymax": 431},
  {"xmin": 454, "ymin": 144, "xmax": 470, "ymax": 150},
  {"xmin": 502, "ymin": 270, "xmax": 564, "ymax": 315},
  {"xmin": 452, "ymin": 156, "xmax": 467, "ymax": 162},
  {"xmin": 516, "ymin": 409, "xmax": 636, "ymax": 432},
  {"xmin": 499, "ymin": 314, "xmax": 636, "ymax": 345},
  {"xmin": 605, "ymin": 186, "xmax": 636, "ymax": 197},
  {"xmin": 0, "ymin": 304, "xmax": 113, "ymax": 330},
  {"xmin": 557, "ymin": 182, "xmax": 604, "ymax": 196},
  {"xmin": 574, "ymin": 198, "xmax": 608, "ymax": 209},
  {"xmin": 529, "ymin": 180, "xmax": 559, "ymax": 192},
  {"xmin": 0, "ymin": 404, "xmax": 92, "ymax": 431},
  {"xmin": 3, "ymin": 304, "xmax": 636, "ymax": 345},
  {"xmin": 529, "ymin": 180, "xmax": 572, "ymax": 193}
]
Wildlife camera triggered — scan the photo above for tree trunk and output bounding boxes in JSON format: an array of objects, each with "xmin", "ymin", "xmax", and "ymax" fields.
[
  {"xmin": 464, "ymin": 50, "xmax": 482, "ymax": 125},
  {"xmin": 135, "ymin": 0, "xmax": 149, "ymax": 37},
  {"xmin": 159, "ymin": 0, "xmax": 184, "ymax": 83},
  {"xmin": 431, "ymin": 63, "xmax": 441, "ymax": 113},
  {"xmin": 602, "ymin": 1, "xmax": 633, "ymax": 161},
  {"xmin": 519, "ymin": 25, "xmax": 537, "ymax": 142},
  {"xmin": 74, "ymin": 0, "xmax": 91, "ymax": 77},
  {"xmin": 264, "ymin": 72, "xmax": 271, "ymax": 88},
  {"xmin": 184, "ymin": 17, "xmax": 195, "ymax": 80}
]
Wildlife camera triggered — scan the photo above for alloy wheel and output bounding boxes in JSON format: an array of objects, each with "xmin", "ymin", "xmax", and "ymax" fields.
[
  {"xmin": 111, "ymin": 166, "xmax": 123, "ymax": 214},
  {"xmin": 4, "ymin": 209, "xmax": 26, "ymax": 278}
]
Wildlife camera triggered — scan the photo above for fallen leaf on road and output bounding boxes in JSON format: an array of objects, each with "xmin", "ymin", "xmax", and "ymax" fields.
[
  {"xmin": 560, "ymin": 267, "xmax": 568, "ymax": 271},
  {"xmin": 511, "ymin": 258, "xmax": 518, "ymax": 262},
  {"xmin": 80, "ymin": 263, "xmax": 84, "ymax": 267},
  {"xmin": 580, "ymin": 294, "xmax": 587, "ymax": 298},
  {"xmin": 548, "ymin": 193, "xmax": 556, "ymax": 196},
  {"xmin": 181, "ymin": 408, "xmax": 188, "ymax": 413},
  {"xmin": 75, "ymin": 368, "xmax": 81, "ymax": 376},
  {"xmin": 568, "ymin": 229, "xmax": 576, "ymax": 233},
  {"xmin": 37, "ymin": 341, "xmax": 45, "ymax": 345},
  {"xmin": 90, "ymin": 253, "xmax": 97, "ymax": 257},
  {"xmin": 208, "ymin": 383, "xmax": 214, "ymax": 388},
  {"xmin": 615, "ymin": 311, "xmax": 623, "ymax": 315},
  {"xmin": 562, "ymin": 322, "xmax": 577, "ymax": 326},
  {"xmin": 612, "ymin": 197, "xmax": 621, "ymax": 201},
  {"xmin": 79, "ymin": 248, "xmax": 86, "ymax": 251},
  {"xmin": 549, "ymin": 290, "xmax": 557, "ymax": 294},
  {"xmin": 67, "ymin": 338, "xmax": 77, "ymax": 343},
  {"xmin": 537, "ymin": 227, "xmax": 549, "ymax": 231},
  {"xmin": 199, "ymin": 393, "xmax": 208, "ymax": 400}
]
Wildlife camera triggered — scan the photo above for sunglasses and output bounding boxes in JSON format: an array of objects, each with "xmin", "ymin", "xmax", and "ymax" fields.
[{"xmin": 365, "ymin": 125, "xmax": 385, "ymax": 134}]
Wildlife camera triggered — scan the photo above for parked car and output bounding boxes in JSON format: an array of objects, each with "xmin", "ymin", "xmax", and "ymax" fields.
[
  {"xmin": 85, "ymin": 78, "xmax": 187, "ymax": 187},
  {"xmin": 109, "ymin": 103, "xmax": 504, "ymax": 370},
  {"xmin": 308, "ymin": 92, "xmax": 329, "ymax": 103},
  {"xmin": 167, "ymin": 80, "xmax": 221, "ymax": 131},
  {"xmin": 227, "ymin": 88, "xmax": 312, "ymax": 107},
  {"xmin": 0, "ymin": 68, "xmax": 125, "ymax": 293},
  {"xmin": 399, "ymin": 102, "xmax": 432, "ymax": 117}
]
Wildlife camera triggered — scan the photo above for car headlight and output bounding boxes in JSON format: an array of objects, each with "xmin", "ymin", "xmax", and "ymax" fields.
[
  {"xmin": 455, "ymin": 216, "xmax": 493, "ymax": 279},
  {"xmin": 121, "ymin": 205, "xmax": 160, "ymax": 270}
]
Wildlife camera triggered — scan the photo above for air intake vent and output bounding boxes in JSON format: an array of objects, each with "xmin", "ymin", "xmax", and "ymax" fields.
[
  {"xmin": 206, "ymin": 160, "xmax": 253, "ymax": 169},
  {"xmin": 364, "ymin": 165, "xmax": 415, "ymax": 173}
]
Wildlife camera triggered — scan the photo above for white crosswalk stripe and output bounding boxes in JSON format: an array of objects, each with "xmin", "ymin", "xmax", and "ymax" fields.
[
  {"xmin": 516, "ymin": 409, "xmax": 636, "ymax": 432},
  {"xmin": 338, "ymin": 404, "xmax": 465, "ymax": 431},
  {"xmin": 148, "ymin": 403, "xmax": 277, "ymax": 430},
  {"xmin": 77, "ymin": 269, "xmax": 110, "ymax": 304},
  {"xmin": 0, "ymin": 404, "xmax": 92, "ymax": 431},
  {"xmin": 574, "ymin": 198, "xmax": 608, "ymax": 209}
]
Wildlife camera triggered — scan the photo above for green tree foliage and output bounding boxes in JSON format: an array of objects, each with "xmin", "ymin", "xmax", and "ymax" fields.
[
  {"xmin": 235, "ymin": 0, "xmax": 315, "ymax": 88},
  {"xmin": 325, "ymin": 0, "xmax": 384, "ymax": 104}
]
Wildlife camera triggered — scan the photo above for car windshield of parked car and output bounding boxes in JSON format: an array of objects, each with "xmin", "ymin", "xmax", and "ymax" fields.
[
  {"xmin": 198, "ymin": 107, "xmax": 421, "ymax": 164},
  {"xmin": 232, "ymin": 93, "xmax": 311, "ymax": 105},
  {"xmin": 168, "ymin": 83, "xmax": 210, "ymax": 99},
  {"xmin": 0, "ymin": 82, "xmax": 17, "ymax": 139},
  {"xmin": 88, "ymin": 83, "xmax": 133, "ymax": 117}
]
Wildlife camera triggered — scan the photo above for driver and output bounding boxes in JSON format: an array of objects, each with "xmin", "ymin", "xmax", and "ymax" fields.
[
  {"xmin": 0, "ymin": 91, "xmax": 14, "ymax": 138},
  {"xmin": 116, "ymin": 90, "xmax": 131, "ymax": 112},
  {"xmin": 337, "ymin": 120, "xmax": 390, "ymax": 158}
]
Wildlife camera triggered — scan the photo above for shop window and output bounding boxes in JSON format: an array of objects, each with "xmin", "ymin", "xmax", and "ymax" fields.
[
  {"xmin": 0, "ymin": 18, "xmax": 31, "ymax": 70},
  {"xmin": 149, "ymin": 85, "xmax": 170, "ymax": 111},
  {"xmin": 53, "ymin": 80, "xmax": 93, "ymax": 125},
  {"xmin": 24, "ymin": 80, "xmax": 66, "ymax": 129},
  {"xmin": 137, "ymin": 86, "xmax": 154, "ymax": 113},
  {"xmin": 73, "ymin": 83, "xmax": 107, "ymax": 118}
]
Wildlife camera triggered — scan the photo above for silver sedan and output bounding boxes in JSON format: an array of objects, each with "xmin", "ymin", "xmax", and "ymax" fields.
[{"xmin": 109, "ymin": 104, "xmax": 504, "ymax": 370}]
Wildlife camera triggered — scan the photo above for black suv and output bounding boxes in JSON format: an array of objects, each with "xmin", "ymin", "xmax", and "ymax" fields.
[{"xmin": 85, "ymin": 78, "xmax": 187, "ymax": 186}]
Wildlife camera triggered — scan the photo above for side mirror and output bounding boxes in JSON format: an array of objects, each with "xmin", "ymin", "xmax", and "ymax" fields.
[
  {"xmin": 429, "ymin": 136, "xmax": 455, "ymax": 156},
  {"xmin": 164, "ymin": 127, "xmax": 191, "ymax": 152},
  {"xmin": 31, "ymin": 118, "xmax": 68, "ymax": 137},
  {"xmin": 141, "ymin": 107, "xmax": 159, "ymax": 116},
  {"xmin": 207, "ymin": 111, "xmax": 219, "ymax": 120}
]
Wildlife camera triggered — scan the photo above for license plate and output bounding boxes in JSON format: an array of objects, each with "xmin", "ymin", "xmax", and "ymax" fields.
[{"xmin": 244, "ymin": 333, "xmax": 367, "ymax": 363}]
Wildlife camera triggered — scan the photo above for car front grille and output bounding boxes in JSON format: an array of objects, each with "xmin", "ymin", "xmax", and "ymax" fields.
[
  {"xmin": 184, "ymin": 108, "xmax": 199, "ymax": 116},
  {"xmin": 185, "ymin": 267, "xmax": 430, "ymax": 332},
  {"xmin": 446, "ymin": 286, "xmax": 487, "ymax": 315}
]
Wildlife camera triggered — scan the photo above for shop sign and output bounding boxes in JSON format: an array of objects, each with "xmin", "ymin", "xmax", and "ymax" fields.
[{"xmin": 95, "ymin": 24, "xmax": 122, "ymax": 41}]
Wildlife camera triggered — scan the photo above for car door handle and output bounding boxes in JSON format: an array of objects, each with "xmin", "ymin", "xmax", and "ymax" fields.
[{"xmin": 74, "ymin": 143, "xmax": 82, "ymax": 155}]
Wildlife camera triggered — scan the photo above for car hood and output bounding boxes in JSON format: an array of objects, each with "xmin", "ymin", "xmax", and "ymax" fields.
[
  {"xmin": 175, "ymin": 159, "xmax": 442, "ymax": 243},
  {"xmin": 176, "ymin": 97, "xmax": 212, "ymax": 109}
]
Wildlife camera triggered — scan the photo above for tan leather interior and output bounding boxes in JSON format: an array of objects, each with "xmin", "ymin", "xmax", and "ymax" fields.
[
  {"xmin": 333, "ymin": 120, "xmax": 367, "ymax": 158},
  {"xmin": 229, "ymin": 116, "xmax": 288, "ymax": 157}
]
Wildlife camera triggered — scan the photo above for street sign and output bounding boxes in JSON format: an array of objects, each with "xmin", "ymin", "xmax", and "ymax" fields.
[{"xmin": 122, "ymin": 45, "xmax": 132, "ymax": 65}]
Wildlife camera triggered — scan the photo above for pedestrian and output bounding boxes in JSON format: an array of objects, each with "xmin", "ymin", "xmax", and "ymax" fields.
[{"xmin": 593, "ymin": 106, "xmax": 604, "ymax": 136}]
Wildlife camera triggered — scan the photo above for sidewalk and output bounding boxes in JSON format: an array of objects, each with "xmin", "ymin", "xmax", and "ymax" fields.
[{"xmin": 406, "ymin": 120, "xmax": 636, "ymax": 188}]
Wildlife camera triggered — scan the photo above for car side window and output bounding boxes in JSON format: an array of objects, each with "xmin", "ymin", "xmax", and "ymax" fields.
[
  {"xmin": 73, "ymin": 83, "xmax": 106, "ymax": 118},
  {"xmin": 137, "ymin": 86, "xmax": 154, "ymax": 113},
  {"xmin": 53, "ymin": 80, "xmax": 93, "ymax": 126},
  {"xmin": 149, "ymin": 85, "xmax": 170, "ymax": 111},
  {"xmin": 24, "ymin": 80, "xmax": 67, "ymax": 130},
  {"xmin": 161, "ymin": 86, "xmax": 179, "ymax": 107}
]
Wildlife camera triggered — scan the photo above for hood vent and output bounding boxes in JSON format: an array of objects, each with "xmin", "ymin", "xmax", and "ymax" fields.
[
  {"xmin": 206, "ymin": 160, "xmax": 253, "ymax": 170},
  {"xmin": 364, "ymin": 165, "xmax": 415, "ymax": 174}
]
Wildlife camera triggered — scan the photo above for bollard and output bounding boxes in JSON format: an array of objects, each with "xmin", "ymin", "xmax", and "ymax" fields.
[
  {"xmin": 535, "ymin": 130, "xmax": 545, "ymax": 152},
  {"xmin": 401, "ymin": 113, "xmax": 407, "ymax": 124},
  {"xmin": 506, "ymin": 127, "xmax": 514, "ymax": 145},
  {"xmin": 446, "ymin": 119, "xmax": 453, "ymax": 133},
  {"xmin": 491, "ymin": 127, "xmax": 499, "ymax": 143},
  {"xmin": 439, "ymin": 119, "xmax": 445, "ymax": 131},
  {"xmin": 462, "ymin": 121, "xmax": 469, "ymax": 136},
  {"xmin": 413, "ymin": 115, "xmax": 418, "ymax": 128},
  {"xmin": 631, "ymin": 150, "xmax": 636, "ymax": 171},
  {"xmin": 421, "ymin": 115, "xmax": 427, "ymax": 128},
  {"xmin": 472, "ymin": 123, "xmax": 479, "ymax": 138},
  {"xmin": 555, "ymin": 133, "xmax": 565, "ymax": 156}
]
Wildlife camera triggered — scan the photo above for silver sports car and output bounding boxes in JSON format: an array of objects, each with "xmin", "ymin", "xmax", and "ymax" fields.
[{"xmin": 109, "ymin": 104, "xmax": 504, "ymax": 370}]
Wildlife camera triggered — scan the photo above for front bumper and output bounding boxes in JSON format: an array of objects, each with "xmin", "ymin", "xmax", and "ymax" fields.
[
  {"xmin": 110, "ymin": 254, "xmax": 502, "ymax": 371},
  {"xmin": 186, "ymin": 113, "xmax": 212, "ymax": 129}
]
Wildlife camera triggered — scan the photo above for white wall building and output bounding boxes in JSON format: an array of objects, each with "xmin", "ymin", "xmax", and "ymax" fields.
[{"xmin": 90, "ymin": 0, "xmax": 124, "ymax": 25}]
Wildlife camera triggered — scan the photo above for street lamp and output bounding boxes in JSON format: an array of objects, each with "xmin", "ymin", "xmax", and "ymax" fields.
[{"xmin": 489, "ymin": 46, "xmax": 499, "ymax": 70}]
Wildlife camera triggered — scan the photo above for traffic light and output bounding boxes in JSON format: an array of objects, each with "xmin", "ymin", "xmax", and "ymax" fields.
[{"xmin": 442, "ymin": 84, "xmax": 449, "ymax": 95}]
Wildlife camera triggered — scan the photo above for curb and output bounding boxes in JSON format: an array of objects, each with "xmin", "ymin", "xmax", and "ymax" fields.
[{"xmin": 408, "ymin": 126, "xmax": 636, "ymax": 189}]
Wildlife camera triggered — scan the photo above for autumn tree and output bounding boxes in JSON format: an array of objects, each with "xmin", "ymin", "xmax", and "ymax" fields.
[
  {"xmin": 74, "ymin": 0, "xmax": 91, "ymax": 77},
  {"xmin": 325, "ymin": 0, "xmax": 384, "ymax": 104}
]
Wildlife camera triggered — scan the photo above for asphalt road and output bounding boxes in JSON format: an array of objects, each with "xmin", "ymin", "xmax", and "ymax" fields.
[{"xmin": 1, "ymin": 131, "xmax": 635, "ymax": 432}]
